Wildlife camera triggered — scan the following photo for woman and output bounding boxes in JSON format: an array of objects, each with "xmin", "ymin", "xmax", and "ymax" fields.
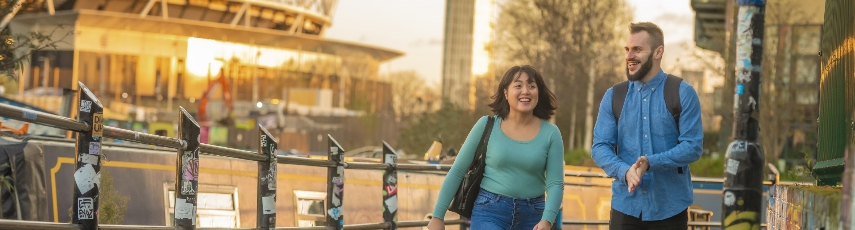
[{"xmin": 428, "ymin": 65, "xmax": 564, "ymax": 230}]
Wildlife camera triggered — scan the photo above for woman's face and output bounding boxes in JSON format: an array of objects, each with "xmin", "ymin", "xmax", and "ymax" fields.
[{"xmin": 504, "ymin": 71, "xmax": 539, "ymax": 115}]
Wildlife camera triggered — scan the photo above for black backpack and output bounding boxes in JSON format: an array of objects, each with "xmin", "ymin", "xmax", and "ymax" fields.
[
  {"xmin": 611, "ymin": 74, "xmax": 686, "ymax": 174},
  {"xmin": 611, "ymin": 74, "xmax": 683, "ymax": 132}
]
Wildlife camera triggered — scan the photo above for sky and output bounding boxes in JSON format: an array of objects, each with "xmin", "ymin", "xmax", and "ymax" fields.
[{"xmin": 325, "ymin": 0, "xmax": 696, "ymax": 87}]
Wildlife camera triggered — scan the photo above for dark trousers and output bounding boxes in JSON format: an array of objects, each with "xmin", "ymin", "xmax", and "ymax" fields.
[{"xmin": 609, "ymin": 208, "xmax": 688, "ymax": 230}]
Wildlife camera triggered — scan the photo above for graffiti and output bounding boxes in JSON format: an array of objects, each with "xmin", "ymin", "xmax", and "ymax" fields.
[
  {"xmin": 261, "ymin": 135, "xmax": 267, "ymax": 147},
  {"xmin": 385, "ymin": 185, "xmax": 398, "ymax": 196},
  {"xmin": 74, "ymin": 164, "xmax": 99, "ymax": 193},
  {"xmin": 181, "ymin": 181, "xmax": 195, "ymax": 195},
  {"xmin": 77, "ymin": 198, "xmax": 94, "ymax": 219},
  {"xmin": 727, "ymin": 159, "xmax": 740, "ymax": 175},
  {"xmin": 328, "ymin": 207, "xmax": 342, "ymax": 220},
  {"xmin": 386, "ymin": 173, "xmax": 397, "ymax": 184},
  {"xmin": 724, "ymin": 210, "xmax": 760, "ymax": 230},
  {"xmin": 80, "ymin": 100, "xmax": 92, "ymax": 113},
  {"xmin": 267, "ymin": 162, "xmax": 277, "ymax": 190},
  {"xmin": 182, "ymin": 154, "xmax": 198, "ymax": 181}
]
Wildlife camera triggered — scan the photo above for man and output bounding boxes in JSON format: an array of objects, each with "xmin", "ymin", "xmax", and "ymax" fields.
[{"xmin": 591, "ymin": 22, "xmax": 703, "ymax": 229}]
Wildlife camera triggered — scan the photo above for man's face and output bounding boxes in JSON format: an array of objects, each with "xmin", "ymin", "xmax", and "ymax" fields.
[{"xmin": 624, "ymin": 31, "xmax": 657, "ymax": 81}]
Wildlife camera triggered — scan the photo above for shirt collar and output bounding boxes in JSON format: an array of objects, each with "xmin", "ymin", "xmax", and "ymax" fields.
[{"xmin": 631, "ymin": 69, "xmax": 667, "ymax": 91}]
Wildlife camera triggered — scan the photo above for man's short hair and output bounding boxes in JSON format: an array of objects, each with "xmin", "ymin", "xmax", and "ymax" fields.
[{"xmin": 629, "ymin": 22, "xmax": 664, "ymax": 50}]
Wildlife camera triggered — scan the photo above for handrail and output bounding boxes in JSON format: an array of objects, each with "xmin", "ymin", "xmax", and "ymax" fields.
[{"xmin": 0, "ymin": 82, "xmax": 773, "ymax": 230}]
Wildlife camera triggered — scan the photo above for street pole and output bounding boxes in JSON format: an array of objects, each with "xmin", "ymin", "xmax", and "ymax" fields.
[{"xmin": 722, "ymin": 0, "xmax": 765, "ymax": 229}]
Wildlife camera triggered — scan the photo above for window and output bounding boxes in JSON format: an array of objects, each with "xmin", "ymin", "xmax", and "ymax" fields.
[
  {"xmin": 294, "ymin": 190, "xmax": 326, "ymax": 227},
  {"xmin": 163, "ymin": 183, "xmax": 241, "ymax": 227}
]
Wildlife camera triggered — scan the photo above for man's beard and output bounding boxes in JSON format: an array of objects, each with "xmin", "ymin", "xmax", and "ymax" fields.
[{"xmin": 626, "ymin": 52, "xmax": 654, "ymax": 81}]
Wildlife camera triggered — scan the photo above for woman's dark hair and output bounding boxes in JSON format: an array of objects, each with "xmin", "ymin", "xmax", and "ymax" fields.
[{"xmin": 488, "ymin": 65, "xmax": 557, "ymax": 120}]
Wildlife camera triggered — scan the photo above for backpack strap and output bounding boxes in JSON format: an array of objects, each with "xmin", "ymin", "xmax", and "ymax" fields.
[
  {"xmin": 611, "ymin": 81, "xmax": 630, "ymax": 124},
  {"xmin": 664, "ymin": 74, "xmax": 683, "ymax": 134}
]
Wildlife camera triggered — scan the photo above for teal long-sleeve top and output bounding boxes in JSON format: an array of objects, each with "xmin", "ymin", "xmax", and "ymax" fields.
[{"xmin": 432, "ymin": 116, "xmax": 565, "ymax": 223}]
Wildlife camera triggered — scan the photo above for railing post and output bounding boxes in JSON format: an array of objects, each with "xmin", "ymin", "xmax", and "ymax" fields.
[
  {"xmin": 257, "ymin": 125, "xmax": 278, "ymax": 229},
  {"xmin": 72, "ymin": 82, "xmax": 103, "ymax": 230},
  {"xmin": 381, "ymin": 142, "xmax": 397, "ymax": 230},
  {"xmin": 723, "ymin": 0, "xmax": 766, "ymax": 229},
  {"xmin": 175, "ymin": 107, "xmax": 200, "ymax": 229},
  {"xmin": 326, "ymin": 135, "xmax": 345, "ymax": 230}
]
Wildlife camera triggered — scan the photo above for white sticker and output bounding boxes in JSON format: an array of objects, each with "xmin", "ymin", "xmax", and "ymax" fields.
[
  {"xmin": 330, "ymin": 147, "xmax": 339, "ymax": 155},
  {"xmin": 262, "ymin": 195, "xmax": 276, "ymax": 214},
  {"xmin": 384, "ymin": 196, "xmax": 398, "ymax": 213},
  {"xmin": 79, "ymin": 154, "xmax": 99, "ymax": 165},
  {"xmin": 74, "ymin": 164, "xmax": 98, "ymax": 193},
  {"xmin": 261, "ymin": 135, "xmax": 267, "ymax": 147},
  {"xmin": 88, "ymin": 142, "xmax": 101, "ymax": 155},
  {"xmin": 726, "ymin": 159, "xmax": 740, "ymax": 175},
  {"xmin": 80, "ymin": 100, "xmax": 92, "ymax": 113},
  {"xmin": 175, "ymin": 198, "xmax": 196, "ymax": 220},
  {"xmin": 724, "ymin": 191, "xmax": 735, "ymax": 206},
  {"xmin": 332, "ymin": 193, "xmax": 341, "ymax": 206},
  {"xmin": 78, "ymin": 198, "xmax": 95, "ymax": 219},
  {"xmin": 385, "ymin": 154, "xmax": 396, "ymax": 166},
  {"xmin": 337, "ymin": 166, "xmax": 344, "ymax": 175}
]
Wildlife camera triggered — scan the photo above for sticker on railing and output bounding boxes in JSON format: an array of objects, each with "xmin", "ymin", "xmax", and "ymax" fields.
[
  {"xmin": 261, "ymin": 135, "xmax": 267, "ymax": 147},
  {"xmin": 80, "ymin": 100, "xmax": 92, "ymax": 113},
  {"xmin": 74, "ymin": 164, "xmax": 99, "ymax": 193},
  {"xmin": 181, "ymin": 181, "xmax": 195, "ymax": 195},
  {"xmin": 332, "ymin": 192, "xmax": 341, "ymax": 206},
  {"xmin": 262, "ymin": 195, "xmax": 276, "ymax": 214},
  {"xmin": 22, "ymin": 110, "xmax": 36, "ymax": 120},
  {"xmin": 88, "ymin": 142, "xmax": 101, "ymax": 155},
  {"xmin": 331, "ymin": 147, "xmax": 339, "ymax": 155},
  {"xmin": 78, "ymin": 198, "xmax": 94, "ymax": 219},
  {"xmin": 267, "ymin": 162, "xmax": 277, "ymax": 190},
  {"xmin": 726, "ymin": 159, "xmax": 740, "ymax": 175}
]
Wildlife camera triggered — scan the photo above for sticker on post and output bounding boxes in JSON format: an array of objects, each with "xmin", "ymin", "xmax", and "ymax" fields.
[
  {"xmin": 74, "ymin": 164, "xmax": 98, "ymax": 193},
  {"xmin": 80, "ymin": 100, "xmax": 92, "ymax": 113},
  {"xmin": 724, "ymin": 191, "xmax": 736, "ymax": 206},
  {"xmin": 331, "ymin": 147, "xmax": 339, "ymax": 155},
  {"xmin": 261, "ymin": 135, "xmax": 267, "ymax": 147},
  {"xmin": 262, "ymin": 195, "xmax": 276, "ymax": 214},
  {"xmin": 92, "ymin": 113, "xmax": 103, "ymax": 138},
  {"xmin": 89, "ymin": 142, "xmax": 101, "ymax": 155},
  {"xmin": 175, "ymin": 198, "xmax": 196, "ymax": 220},
  {"xmin": 79, "ymin": 154, "xmax": 99, "ymax": 165},
  {"xmin": 726, "ymin": 159, "xmax": 740, "ymax": 175},
  {"xmin": 328, "ymin": 207, "xmax": 342, "ymax": 220},
  {"xmin": 78, "ymin": 198, "xmax": 95, "ymax": 219},
  {"xmin": 384, "ymin": 197, "xmax": 398, "ymax": 213}
]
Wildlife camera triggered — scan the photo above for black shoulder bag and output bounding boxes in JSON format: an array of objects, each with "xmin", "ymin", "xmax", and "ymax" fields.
[{"xmin": 448, "ymin": 116, "xmax": 495, "ymax": 218}]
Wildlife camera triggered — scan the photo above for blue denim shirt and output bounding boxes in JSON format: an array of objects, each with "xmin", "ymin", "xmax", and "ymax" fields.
[{"xmin": 591, "ymin": 70, "xmax": 703, "ymax": 221}]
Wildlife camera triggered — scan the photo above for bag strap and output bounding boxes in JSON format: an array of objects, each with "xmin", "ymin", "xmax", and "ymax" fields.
[
  {"xmin": 611, "ymin": 81, "xmax": 629, "ymax": 124},
  {"xmin": 664, "ymin": 74, "xmax": 683, "ymax": 135},
  {"xmin": 473, "ymin": 116, "xmax": 495, "ymax": 164}
]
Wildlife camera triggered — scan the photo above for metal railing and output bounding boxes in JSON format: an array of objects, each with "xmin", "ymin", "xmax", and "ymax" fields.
[
  {"xmin": 0, "ymin": 82, "xmax": 467, "ymax": 230},
  {"xmin": 0, "ymin": 82, "xmax": 763, "ymax": 229}
]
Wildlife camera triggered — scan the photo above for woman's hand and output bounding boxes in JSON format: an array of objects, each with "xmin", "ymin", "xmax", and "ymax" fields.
[
  {"xmin": 532, "ymin": 220, "xmax": 552, "ymax": 230},
  {"xmin": 427, "ymin": 217, "xmax": 445, "ymax": 230}
]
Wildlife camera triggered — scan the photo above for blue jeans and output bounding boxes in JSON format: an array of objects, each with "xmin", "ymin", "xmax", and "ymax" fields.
[{"xmin": 470, "ymin": 188, "xmax": 545, "ymax": 230}]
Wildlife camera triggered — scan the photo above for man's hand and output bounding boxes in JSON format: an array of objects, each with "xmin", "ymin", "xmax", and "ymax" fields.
[
  {"xmin": 628, "ymin": 156, "xmax": 650, "ymax": 193},
  {"xmin": 625, "ymin": 165, "xmax": 640, "ymax": 193},
  {"xmin": 427, "ymin": 217, "xmax": 445, "ymax": 230},
  {"xmin": 532, "ymin": 220, "xmax": 552, "ymax": 230}
]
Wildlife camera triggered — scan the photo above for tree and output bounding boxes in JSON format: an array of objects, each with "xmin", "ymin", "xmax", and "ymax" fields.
[
  {"xmin": 385, "ymin": 70, "xmax": 439, "ymax": 123},
  {"xmin": 1, "ymin": 0, "xmax": 71, "ymax": 84},
  {"xmin": 494, "ymin": 0, "xmax": 631, "ymax": 150},
  {"xmin": 398, "ymin": 100, "xmax": 479, "ymax": 159}
]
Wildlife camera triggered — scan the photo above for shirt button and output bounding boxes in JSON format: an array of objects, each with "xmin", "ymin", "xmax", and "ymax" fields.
[
  {"xmin": 643, "ymin": 116, "xmax": 647, "ymax": 120},
  {"xmin": 643, "ymin": 98, "xmax": 647, "ymax": 102},
  {"xmin": 644, "ymin": 135, "xmax": 648, "ymax": 138}
]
